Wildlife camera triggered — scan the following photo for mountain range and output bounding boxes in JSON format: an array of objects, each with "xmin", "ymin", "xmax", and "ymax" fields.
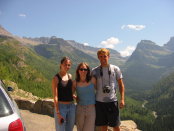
[
  {"xmin": 124, "ymin": 38, "xmax": 174, "ymax": 95},
  {"xmin": 25, "ymin": 36, "xmax": 127, "ymax": 67},
  {"xmin": 1, "ymin": 25, "xmax": 174, "ymax": 95},
  {"xmin": 23, "ymin": 33, "xmax": 174, "ymax": 95},
  {"xmin": 1, "ymin": 25, "xmax": 174, "ymax": 130}
]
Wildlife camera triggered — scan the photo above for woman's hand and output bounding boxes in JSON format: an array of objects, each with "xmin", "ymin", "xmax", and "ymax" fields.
[{"xmin": 57, "ymin": 113, "xmax": 64, "ymax": 124}]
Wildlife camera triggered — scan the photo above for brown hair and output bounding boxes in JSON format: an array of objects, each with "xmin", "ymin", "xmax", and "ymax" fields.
[
  {"xmin": 60, "ymin": 56, "xmax": 71, "ymax": 64},
  {"xmin": 97, "ymin": 48, "xmax": 110, "ymax": 57},
  {"xmin": 75, "ymin": 62, "xmax": 91, "ymax": 82},
  {"xmin": 60, "ymin": 56, "xmax": 71, "ymax": 69}
]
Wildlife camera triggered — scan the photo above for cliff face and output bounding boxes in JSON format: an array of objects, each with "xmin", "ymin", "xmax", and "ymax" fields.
[{"xmin": 8, "ymin": 80, "xmax": 140, "ymax": 131}]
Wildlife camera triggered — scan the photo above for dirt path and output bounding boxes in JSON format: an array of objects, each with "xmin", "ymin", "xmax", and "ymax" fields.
[
  {"xmin": 20, "ymin": 110, "xmax": 78, "ymax": 131},
  {"xmin": 20, "ymin": 110, "xmax": 139, "ymax": 131},
  {"xmin": 20, "ymin": 110, "xmax": 55, "ymax": 131}
]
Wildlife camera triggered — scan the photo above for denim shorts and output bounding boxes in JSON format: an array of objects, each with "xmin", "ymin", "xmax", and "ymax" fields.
[
  {"xmin": 95, "ymin": 101, "xmax": 120, "ymax": 127},
  {"xmin": 54, "ymin": 103, "xmax": 76, "ymax": 131}
]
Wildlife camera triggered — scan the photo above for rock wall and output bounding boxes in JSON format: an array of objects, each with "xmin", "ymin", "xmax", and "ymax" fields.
[{"xmin": 15, "ymin": 98, "xmax": 54, "ymax": 117}]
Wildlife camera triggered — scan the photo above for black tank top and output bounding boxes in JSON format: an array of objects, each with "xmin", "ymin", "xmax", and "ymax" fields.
[{"xmin": 56, "ymin": 74, "xmax": 73, "ymax": 101}]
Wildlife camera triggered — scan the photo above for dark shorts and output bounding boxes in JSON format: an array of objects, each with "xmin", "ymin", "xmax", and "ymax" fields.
[{"xmin": 95, "ymin": 101, "xmax": 120, "ymax": 127}]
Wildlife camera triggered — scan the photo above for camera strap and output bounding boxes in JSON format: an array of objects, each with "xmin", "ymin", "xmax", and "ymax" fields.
[{"xmin": 100, "ymin": 65, "xmax": 111, "ymax": 87}]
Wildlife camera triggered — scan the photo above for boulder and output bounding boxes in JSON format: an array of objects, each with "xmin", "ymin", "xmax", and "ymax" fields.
[
  {"xmin": 96, "ymin": 120, "xmax": 141, "ymax": 131},
  {"xmin": 15, "ymin": 98, "xmax": 34, "ymax": 111},
  {"xmin": 32, "ymin": 100, "xmax": 43, "ymax": 114},
  {"xmin": 32, "ymin": 99, "xmax": 54, "ymax": 117},
  {"xmin": 120, "ymin": 120, "xmax": 141, "ymax": 131}
]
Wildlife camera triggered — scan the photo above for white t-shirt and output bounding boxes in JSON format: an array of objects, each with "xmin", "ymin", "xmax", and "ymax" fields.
[{"xmin": 92, "ymin": 64, "xmax": 123, "ymax": 102}]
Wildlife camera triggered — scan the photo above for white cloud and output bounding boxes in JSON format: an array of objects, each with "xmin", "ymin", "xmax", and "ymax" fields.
[
  {"xmin": 121, "ymin": 24, "xmax": 145, "ymax": 31},
  {"xmin": 19, "ymin": 13, "xmax": 26, "ymax": 18},
  {"xmin": 83, "ymin": 43, "xmax": 89, "ymax": 46},
  {"xmin": 120, "ymin": 46, "xmax": 135, "ymax": 57},
  {"xmin": 100, "ymin": 37, "xmax": 121, "ymax": 49}
]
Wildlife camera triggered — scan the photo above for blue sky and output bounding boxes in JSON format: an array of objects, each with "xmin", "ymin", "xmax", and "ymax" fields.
[{"xmin": 0, "ymin": 0, "xmax": 174, "ymax": 56}]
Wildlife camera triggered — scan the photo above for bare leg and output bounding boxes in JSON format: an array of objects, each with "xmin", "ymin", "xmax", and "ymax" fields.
[
  {"xmin": 113, "ymin": 126, "xmax": 120, "ymax": 131},
  {"xmin": 101, "ymin": 126, "xmax": 108, "ymax": 131}
]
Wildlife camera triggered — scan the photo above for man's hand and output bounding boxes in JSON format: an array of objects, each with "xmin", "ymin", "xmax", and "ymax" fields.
[{"xmin": 119, "ymin": 99, "xmax": 125, "ymax": 109}]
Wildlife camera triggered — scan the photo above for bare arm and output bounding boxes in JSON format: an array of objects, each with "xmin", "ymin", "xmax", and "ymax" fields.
[
  {"xmin": 117, "ymin": 79, "xmax": 125, "ymax": 109},
  {"xmin": 91, "ymin": 76, "xmax": 97, "ymax": 89},
  {"xmin": 52, "ymin": 76, "xmax": 59, "ymax": 113},
  {"xmin": 52, "ymin": 76, "xmax": 63, "ymax": 123},
  {"xmin": 72, "ymin": 80, "xmax": 77, "ymax": 99}
]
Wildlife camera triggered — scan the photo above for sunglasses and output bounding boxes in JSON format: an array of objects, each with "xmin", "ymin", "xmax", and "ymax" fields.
[{"xmin": 79, "ymin": 68, "xmax": 88, "ymax": 71}]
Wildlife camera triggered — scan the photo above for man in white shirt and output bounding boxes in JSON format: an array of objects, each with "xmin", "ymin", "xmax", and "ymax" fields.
[{"xmin": 92, "ymin": 48, "xmax": 125, "ymax": 131}]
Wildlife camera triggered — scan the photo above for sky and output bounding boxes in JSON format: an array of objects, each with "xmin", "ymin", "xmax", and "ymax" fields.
[{"xmin": 0, "ymin": 0, "xmax": 174, "ymax": 57}]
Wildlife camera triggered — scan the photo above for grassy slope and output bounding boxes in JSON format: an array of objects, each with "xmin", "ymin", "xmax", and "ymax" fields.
[{"xmin": 0, "ymin": 36, "xmax": 57, "ymax": 97}]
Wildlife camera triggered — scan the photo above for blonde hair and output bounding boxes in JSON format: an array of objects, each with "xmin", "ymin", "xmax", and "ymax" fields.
[{"xmin": 97, "ymin": 48, "xmax": 110, "ymax": 56}]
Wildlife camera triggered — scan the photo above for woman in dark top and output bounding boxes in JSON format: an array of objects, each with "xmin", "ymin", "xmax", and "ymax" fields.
[{"xmin": 52, "ymin": 57, "xmax": 75, "ymax": 131}]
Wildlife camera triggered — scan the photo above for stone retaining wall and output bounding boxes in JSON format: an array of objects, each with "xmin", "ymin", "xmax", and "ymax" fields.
[{"xmin": 15, "ymin": 98, "xmax": 54, "ymax": 117}]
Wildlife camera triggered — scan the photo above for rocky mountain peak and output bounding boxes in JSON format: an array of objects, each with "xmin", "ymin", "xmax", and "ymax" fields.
[
  {"xmin": 136, "ymin": 40, "xmax": 157, "ymax": 50},
  {"xmin": 134, "ymin": 40, "xmax": 171, "ymax": 54},
  {"xmin": 164, "ymin": 36, "xmax": 174, "ymax": 51},
  {"xmin": 0, "ymin": 25, "xmax": 13, "ymax": 37},
  {"xmin": 0, "ymin": 25, "xmax": 40, "ymax": 45}
]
